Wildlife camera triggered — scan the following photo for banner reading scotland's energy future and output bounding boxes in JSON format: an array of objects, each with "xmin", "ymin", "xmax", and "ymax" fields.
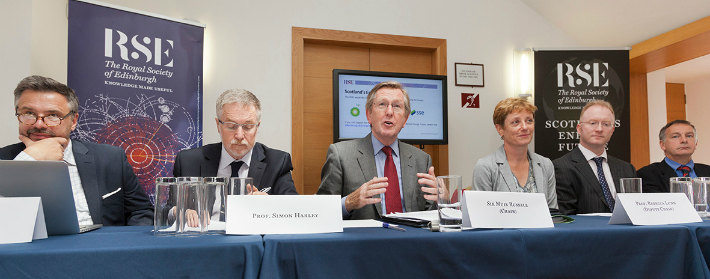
[
  {"xmin": 68, "ymin": 0, "xmax": 204, "ymax": 203},
  {"xmin": 533, "ymin": 49, "xmax": 630, "ymax": 161}
]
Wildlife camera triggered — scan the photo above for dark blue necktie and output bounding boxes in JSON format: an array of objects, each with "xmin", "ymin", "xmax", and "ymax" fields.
[
  {"xmin": 230, "ymin": 161, "xmax": 244, "ymax": 178},
  {"xmin": 593, "ymin": 157, "xmax": 614, "ymax": 211},
  {"xmin": 222, "ymin": 161, "xmax": 244, "ymax": 221}
]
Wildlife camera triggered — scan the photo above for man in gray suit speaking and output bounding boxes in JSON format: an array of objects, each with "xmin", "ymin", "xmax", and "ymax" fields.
[{"xmin": 317, "ymin": 81, "xmax": 438, "ymax": 220}]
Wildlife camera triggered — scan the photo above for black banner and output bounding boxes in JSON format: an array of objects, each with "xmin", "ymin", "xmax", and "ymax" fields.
[{"xmin": 534, "ymin": 49, "xmax": 630, "ymax": 161}]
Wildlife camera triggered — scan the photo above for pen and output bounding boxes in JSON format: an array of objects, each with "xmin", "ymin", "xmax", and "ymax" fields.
[
  {"xmin": 260, "ymin": 187, "xmax": 271, "ymax": 193},
  {"xmin": 382, "ymin": 223, "xmax": 406, "ymax": 232}
]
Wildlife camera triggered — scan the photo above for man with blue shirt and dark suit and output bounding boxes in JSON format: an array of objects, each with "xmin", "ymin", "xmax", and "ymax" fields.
[
  {"xmin": 317, "ymin": 81, "xmax": 438, "ymax": 220},
  {"xmin": 553, "ymin": 100, "xmax": 637, "ymax": 215},
  {"xmin": 638, "ymin": 120, "xmax": 710, "ymax": 193},
  {"xmin": 173, "ymin": 89, "xmax": 298, "ymax": 195},
  {"xmin": 0, "ymin": 75, "xmax": 153, "ymax": 226}
]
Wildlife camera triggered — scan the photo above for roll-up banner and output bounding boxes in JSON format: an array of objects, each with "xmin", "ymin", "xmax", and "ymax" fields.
[
  {"xmin": 534, "ymin": 49, "xmax": 630, "ymax": 161},
  {"xmin": 68, "ymin": 0, "xmax": 204, "ymax": 203}
]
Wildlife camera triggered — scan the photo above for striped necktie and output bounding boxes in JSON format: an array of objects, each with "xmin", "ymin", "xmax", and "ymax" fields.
[{"xmin": 593, "ymin": 157, "xmax": 615, "ymax": 211}]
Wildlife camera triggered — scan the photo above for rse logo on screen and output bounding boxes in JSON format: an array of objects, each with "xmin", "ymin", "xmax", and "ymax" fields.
[
  {"xmin": 557, "ymin": 62, "xmax": 609, "ymax": 88},
  {"xmin": 104, "ymin": 28, "xmax": 174, "ymax": 67},
  {"xmin": 343, "ymin": 80, "xmax": 354, "ymax": 85}
]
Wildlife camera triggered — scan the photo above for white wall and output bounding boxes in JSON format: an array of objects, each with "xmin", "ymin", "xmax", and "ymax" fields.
[
  {"xmin": 645, "ymin": 71, "xmax": 710, "ymax": 166},
  {"xmin": 0, "ymin": 0, "xmax": 32, "ymax": 139},
  {"xmin": 646, "ymin": 69, "xmax": 668, "ymax": 163},
  {"xmin": 4, "ymin": 0, "xmax": 579, "ymax": 188},
  {"xmin": 685, "ymin": 78, "xmax": 710, "ymax": 164}
]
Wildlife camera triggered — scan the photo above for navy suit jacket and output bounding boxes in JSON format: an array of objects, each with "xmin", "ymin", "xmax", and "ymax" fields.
[
  {"xmin": 0, "ymin": 140, "xmax": 154, "ymax": 226},
  {"xmin": 173, "ymin": 142, "xmax": 298, "ymax": 195},
  {"xmin": 553, "ymin": 147, "xmax": 637, "ymax": 215},
  {"xmin": 637, "ymin": 160, "xmax": 710, "ymax": 193}
]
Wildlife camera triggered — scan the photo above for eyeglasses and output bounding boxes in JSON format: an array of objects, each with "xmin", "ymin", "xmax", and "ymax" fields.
[
  {"xmin": 218, "ymin": 119, "xmax": 259, "ymax": 133},
  {"xmin": 16, "ymin": 111, "xmax": 74, "ymax": 127},
  {"xmin": 373, "ymin": 101, "xmax": 405, "ymax": 113},
  {"xmin": 580, "ymin": 121, "xmax": 613, "ymax": 129}
]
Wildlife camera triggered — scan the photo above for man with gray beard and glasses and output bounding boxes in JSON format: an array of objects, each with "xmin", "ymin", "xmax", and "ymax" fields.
[{"xmin": 173, "ymin": 89, "xmax": 298, "ymax": 196}]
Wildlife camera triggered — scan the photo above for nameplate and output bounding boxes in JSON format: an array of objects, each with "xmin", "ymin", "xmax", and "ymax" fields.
[
  {"xmin": 226, "ymin": 195, "xmax": 342, "ymax": 235},
  {"xmin": 0, "ymin": 197, "xmax": 48, "ymax": 244},
  {"xmin": 609, "ymin": 193, "xmax": 702, "ymax": 225},
  {"xmin": 462, "ymin": 191, "xmax": 553, "ymax": 228}
]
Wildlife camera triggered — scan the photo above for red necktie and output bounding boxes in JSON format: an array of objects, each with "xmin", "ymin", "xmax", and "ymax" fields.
[
  {"xmin": 381, "ymin": 146, "xmax": 402, "ymax": 214},
  {"xmin": 678, "ymin": 165, "xmax": 691, "ymax": 177}
]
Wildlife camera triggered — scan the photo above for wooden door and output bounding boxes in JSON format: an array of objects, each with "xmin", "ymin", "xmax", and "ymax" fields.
[
  {"xmin": 293, "ymin": 27, "xmax": 448, "ymax": 194},
  {"xmin": 665, "ymin": 83, "xmax": 686, "ymax": 122}
]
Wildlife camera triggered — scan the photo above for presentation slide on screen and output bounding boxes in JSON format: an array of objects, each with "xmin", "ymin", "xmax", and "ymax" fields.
[{"xmin": 338, "ymin": 74, "xmax": 444, "ymax": 140}]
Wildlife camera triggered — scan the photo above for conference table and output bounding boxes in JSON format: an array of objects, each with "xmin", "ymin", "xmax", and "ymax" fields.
[
  {"xmin": 0, "ymin": 226, "xmax": 264, "ymax": 279},
  {"xmin": 261, "ymin": 216, "xmax": 710, "ymax": 279},
  {"xmin": 3, "ymin": 216, "xmax": 710, "ymax": 279},
  {"xmin": 684, "ymin": 221, "xmax": 710, "ymax": 271}
]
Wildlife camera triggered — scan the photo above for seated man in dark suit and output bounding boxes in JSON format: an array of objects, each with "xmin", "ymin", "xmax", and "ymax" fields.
[
  {"xmin": 173, "ymin": 89, "xmax": 298, "ymax": 226},
  {"xmin": 317, "ymin": 81, "xmax": 438, "ymax": 220},
  {"xmin": 173, "ymin": 89, "xmax": 298, "ymax": 195},
  {"xmin": 553, "ymin": 100, "xmax": 637, "ymax": 215},
  {"xmin": 0, "ymin": 75, "xmax": 153, "ymax": 226},
  {"xmin": 638, "ymin": 120, "xmax": 710, "ymax": 192}
]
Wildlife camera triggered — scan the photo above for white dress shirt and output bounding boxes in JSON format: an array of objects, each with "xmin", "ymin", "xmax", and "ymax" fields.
[
  {"xmin": 209, "ymin": 145, "xmax": 253, "ymax": 218},
  {"xmin": 217, "ymin": 146, "xmax": 252, "ymax": 178},
  {"xmin": 578, "ymin": 145, "xmax": 618, "ymax": 200},
  {"xmin": 15, "ymin": 140, "xmax": 94, "ymax": 225}
]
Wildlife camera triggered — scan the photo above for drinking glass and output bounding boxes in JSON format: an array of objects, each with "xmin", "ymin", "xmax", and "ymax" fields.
[
  {"xmin": 693, "ymin": 177, "xmax": 710, "ymax": 218},
  {"xmin": 203, "ymin": 177, "xmax": 228, "ymax": 235},
  {"xmin": 670, "ymin": 177, "xmax": 693, "ymax": 205},
  {"xmin": 437, "ymin": 175, "xmax": 462, "ymax": 232},
  {"xmin": 154, "ymin": 177, "xmax": 177, "ymax": 236},
  {"xmin": 176, "ymin": 177, "xmax": 205, "ymax": 237},
  {"xmin": 229, "ymin": 177, "xmax": 255, "ymax": 195},
  {"xmin": 619, "ymin": 178, "xmax": 642, "ymax": 193}
]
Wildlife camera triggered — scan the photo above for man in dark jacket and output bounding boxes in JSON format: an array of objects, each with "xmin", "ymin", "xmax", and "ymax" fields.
[
  {"xmin": 0, "ymin": 75, "xmax": 153, "ymax": 226},
  {"xmin": 638, "ymin": 120, "xmax": 710, "ymax": 193}
]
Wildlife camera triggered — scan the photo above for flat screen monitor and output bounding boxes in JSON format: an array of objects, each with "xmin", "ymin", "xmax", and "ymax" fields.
[{"xmin": 333, "ymin": 69, "xmax": 448, "ymax": 145}]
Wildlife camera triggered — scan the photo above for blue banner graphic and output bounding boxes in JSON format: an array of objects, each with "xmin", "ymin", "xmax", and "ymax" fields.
[{"xmin": 68, "ymin": 0, "xmax": 204, "ymax": 203}]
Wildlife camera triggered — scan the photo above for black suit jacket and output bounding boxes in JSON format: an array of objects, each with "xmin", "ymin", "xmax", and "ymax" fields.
[
  {"xmin": 637, "ymin": 160, "xmax": 710, "ymax": 193},
  {"xmin": 0, "ymin": 140, "xmax": 154, "ymax": 226},
  {"xmin": 173, "ymin": 142, "xmax": 298, "ymax": 195},
  {"xmin": 553, "ymin": 147, "xmax": 637, "ymax": 215}
]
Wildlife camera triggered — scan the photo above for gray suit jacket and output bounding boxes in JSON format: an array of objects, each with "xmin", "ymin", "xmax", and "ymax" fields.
[
  {"xmin": 472, "ymin": 145, "xmax": 558, "ymax": 209},
  {"xmin": 553, "ymin": 147, "xmax": 637, "ymax": 215},
  {"xmin": 317, "ymin": 134, "xmax": 434, "ymax": 220}
]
